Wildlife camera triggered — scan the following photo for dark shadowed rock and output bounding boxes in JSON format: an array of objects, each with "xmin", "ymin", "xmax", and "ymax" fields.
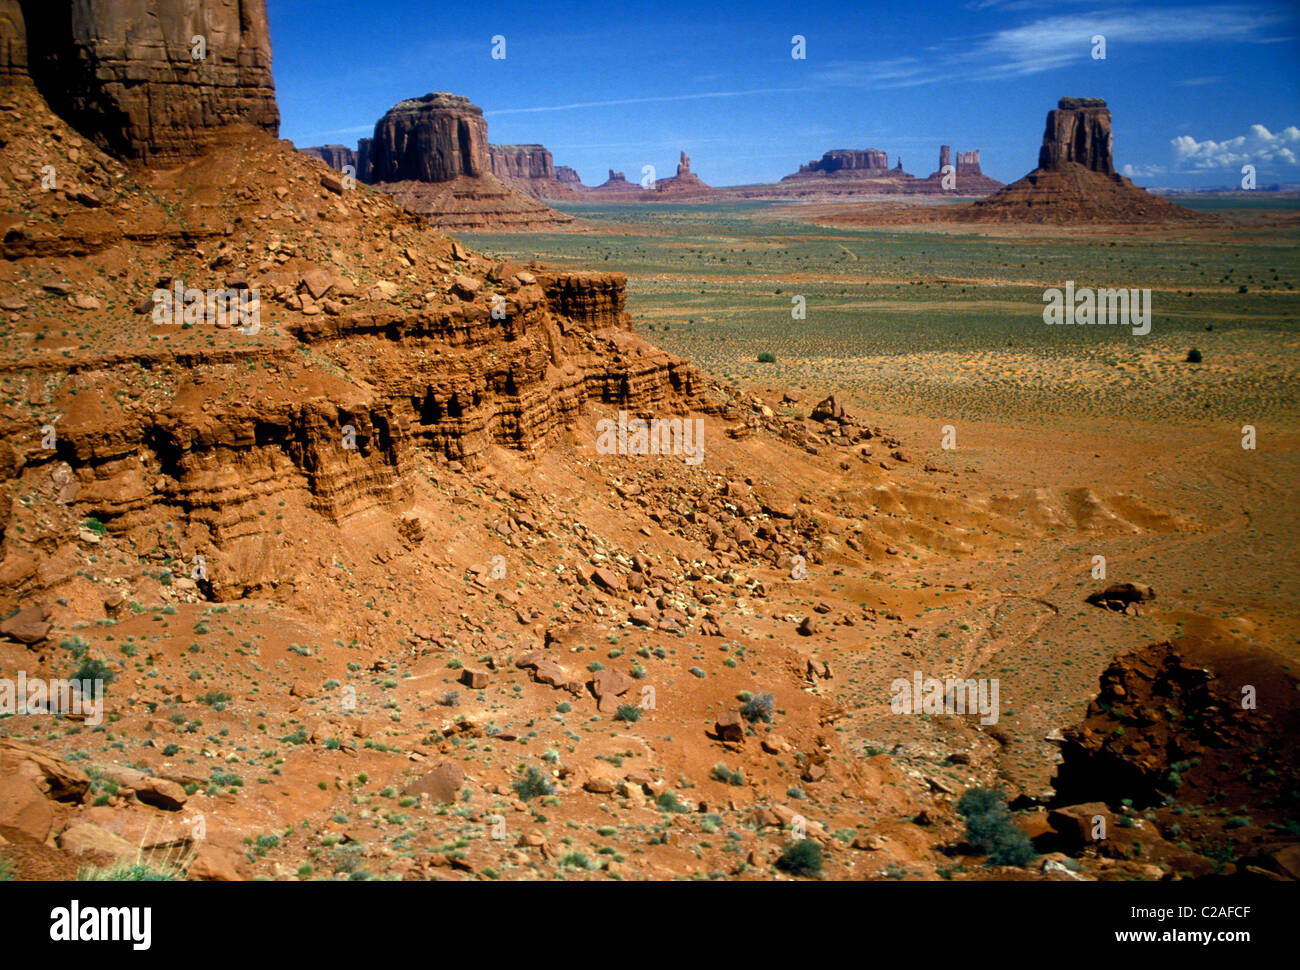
[
  {"xmin": 1039, "ymin": 97, "xmax": 1114, "ymax": 174},
  {"xmin": 369, "ymin": 92, "xmax": 488, "ymax": 183},
  {"xmin": 715, "ymin": 711, "xmax": 744, "ymax": 742},
  {"xmin": 10, "ymin": 0, "xmax": 278, "ymax": 163}
]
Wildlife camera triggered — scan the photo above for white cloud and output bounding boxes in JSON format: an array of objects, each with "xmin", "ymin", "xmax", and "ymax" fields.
[
  {"xmin": 1171, "ymin": 124, "xmax": 1300, "ymax": 169},
  {"xmin": 815, "ymin": 6, "xmax": 1289, "ymax": 89},
  {"xmin": 1122, "ymin": 162, "xmax": 1165, "ymax": 177},
  {"xmin": 972, "ymin": 6, "xmax": 1287, "ymax": 79}
]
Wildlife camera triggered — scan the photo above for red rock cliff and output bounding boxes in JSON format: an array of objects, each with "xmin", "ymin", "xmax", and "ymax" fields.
[
  {"xmin": 489, "ymin": 144, "xmax": 555, "ymax": 181},
  {"xmin": 8, "ymin": 0, "xmax": 278, "ymax": 163},
  {"xmin": 1038, "ymin": 97, "xmax": 1114, "ymax": 175}
]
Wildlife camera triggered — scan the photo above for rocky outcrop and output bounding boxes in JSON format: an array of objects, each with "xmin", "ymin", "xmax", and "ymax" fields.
[
  {"xmin": 490, "ymin": 144, "xmax": 555, "ymax": 181},
  {"xmin": 956, "ymin": 149, "xmax": 982, "ymax": 176},
  {"xmin": 1039, "ymin": 97, "xmax": 1113, "ymax": 174},
  {"xmin": 377, "ymin": 174, "xmax": 572, "ymax": 228},
  {"xmin": 0, "ymin": 80, "xmax": 706, "ymax": 600},
  {"xmin": 369, "ymin": 92, "xmax": 489, "ymax": 183},
  {"xmin": 555, "ymin": 165, "xmax": 582, "ymax": 185},
  {"xmin": 301, "ymin": 144, "xmax": 356, "ymax": 173},
  {"xmin": 1051, "ymin": 638, "xmax": 1298, "ymax": 861},
  {"xmin": 586, "ymin": 168, "xmax": 641, "ymax": 196},
  {"xmin": 0, "ymin": 740, "xmax": 90, "ymax": 843},
  {"xmin": 651, "ymin": 149, "xmax": 710, "ymax": 197},
  {"xmin": 10, "ymin": 0, "xmax": 278, "ymax": 163}
]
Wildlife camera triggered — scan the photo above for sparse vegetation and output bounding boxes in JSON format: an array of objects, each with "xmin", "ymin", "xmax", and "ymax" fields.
[
  {"xmin": 776, "ymin": 839, "xmax": 823, "ymax": 877},
  {"xmin": 956, "ymin": 788, "xmax": 1036, "ymax": 867}
]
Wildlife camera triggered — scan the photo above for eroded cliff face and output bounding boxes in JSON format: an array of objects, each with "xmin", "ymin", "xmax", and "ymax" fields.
[
  {"xmin": 489, "ymin": 144, "xmax": 555, "ymax": 181},
  {"xmin": 1038, "ymin": 97, "xmax": 1114, "ymax": 175},
  {"xmin": 369, "ymin": 92, "xmax": 489, "ymax": 183},
  {"xmin": 10, "ymin": 0, "xmax": 278, "ymax": 162}
]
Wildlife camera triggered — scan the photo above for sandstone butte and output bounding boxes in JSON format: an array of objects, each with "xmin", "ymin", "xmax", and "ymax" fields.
[
  {"xmin": 297, "ymin": 92, "xmax": 573, "ymax": 228},
  {"xmin": 962, "ymin": 97, "xmax": 1204, "ymax": 223},
  {"xmin": 0, "ymin": 0, "xmax": 1292, "ymax": 888}
]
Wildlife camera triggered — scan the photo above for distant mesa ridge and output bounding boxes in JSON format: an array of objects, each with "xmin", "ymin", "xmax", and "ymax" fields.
[
  {"xmin": 786, "ymin": 148, "xmax": 890, "ymax": 177},
  {"xmin": 774, "ymin": 142, "xmax": 1000, "ymax": 196},
  {"xmin": 301, "ymin": 144, "xmax": 356, "ymax": 173},
  {"xmin": 489, "ymin": 144, "xmax": 555, "ymax": 181}
]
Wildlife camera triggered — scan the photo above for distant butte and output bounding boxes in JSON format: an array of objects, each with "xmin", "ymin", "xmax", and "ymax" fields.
[
  {"xmin": 965, "ymin": 97, "xmax": 1202, "ymax": 223},
  {"xmin": 362, "ymin": 92, "xmax": 571, "ymax": 230}
]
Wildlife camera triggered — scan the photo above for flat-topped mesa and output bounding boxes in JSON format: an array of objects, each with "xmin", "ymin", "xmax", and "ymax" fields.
[
  {"xmin": 301, "ymin": 144, "xmax": 357, "ymax": 173},
  {"xmin": 4, "ymin": 0, "xmax": 279, "ymax": 163},
  {"xmin": 489, "ymin": 144, "xmax": 555, "ymax": 181},
  {"xmin": 369, "ymin": 92, "xmax": 489, "ymax": 183},
  {"xmin": 793, "ymin": 148, "xmax": 889, "ymax": 176},
  {"xmin": 555, "ymin": 165, "xmax": 582, "ymax": 185},
  {"xmin": 1039, "ymin": 96, "xmax": 1114, "ymax": 175}
]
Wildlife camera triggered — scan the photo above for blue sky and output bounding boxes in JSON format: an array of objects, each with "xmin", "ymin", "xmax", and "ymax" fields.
[{"xmin": 269, "ymin": 0, "xmax": 1299, "ymax": 188}]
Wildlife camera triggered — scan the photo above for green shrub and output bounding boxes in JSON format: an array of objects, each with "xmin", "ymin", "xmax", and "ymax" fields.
[
  {"xmin": 741, "ymin": 692, "xmax": 775, "ymax": 723},
  {"xmin": 711, "ymin": 763, "xmax": 745, "ymax": 786},
  {"xmin": 656, "ymin": 791, "xmax": 689, "ymax": 813},
  {"xmin": 756, "ymin": 352, "xmax": 777, "ymax": 364},
  {"xmin": 71, "ymin": 657, "xmax": 115, "ymax": 689},
  {"xmin": 512, "ymin": 765, "xmax": 555, "ymax": 801},
  {"xmin": 776, "ymin": 839, "xmax": 822, "ymax": 877},
  {"xmin": 956, "ymin": 787, "xmax": 1036, "ymax": 867},
  {"xmin": 1186, "ymin": 348, "xmax": 1203, "ymax": 363},
  {"xmin": 614, "ymin": 704, "xmax": 641, "ymax": 722}
]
